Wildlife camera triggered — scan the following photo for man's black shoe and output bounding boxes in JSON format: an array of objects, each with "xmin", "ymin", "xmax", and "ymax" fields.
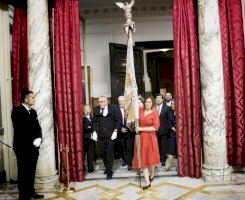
[
  {"xmin": 19, "ymin": 196, "xmax": 31, "ymax": 200},
  {"xmin": 104, "ymin": 170, "xmax": 113, "ymax": 174},
  {"xmin": 10, "ymin": 179, "xmax": 18, "ymax": 184},
  {"xmin": 30, "ymin": 192, "xmax": 44, "ymax": 199},
  {"xmin": 106, "ymin": 174, "xmax": 112, "ymax": 180}
]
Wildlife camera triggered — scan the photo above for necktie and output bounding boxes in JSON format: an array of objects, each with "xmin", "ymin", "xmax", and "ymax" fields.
[
  {"xmin": 101, "ymin": 108, "xmax": 104, "ymax": 115},
  {"xmin": 121, "ymin": 109, "xmax": 124, "ymax": 125},
  {"xmin": 124, "ymin": 114, "xmax": 127, "ymax": 125},
  {"xmin": 157, "ymin": 106, "xmax": 161, "ymax": 115}
]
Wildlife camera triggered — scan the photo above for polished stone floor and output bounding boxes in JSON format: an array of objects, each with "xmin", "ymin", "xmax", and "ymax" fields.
[{"xmin": 0, "ymin": 159, "xmax": 244, "ymax": 200}]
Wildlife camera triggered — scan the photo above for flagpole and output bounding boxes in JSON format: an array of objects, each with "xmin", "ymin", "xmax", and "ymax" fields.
[
  {"xmin": 125, "ymin": 12, "xmax": 142, "ymax": 189},
  {"xmin": 116, "ymin": 0, "xmax": 141, "ymax": 188},
  {"xmin": 135, "ymin": 120, "xmax": 141, "ymax": 188},
  {"xmin": 124, "ymin": 28, "xmax": 141, "ymax": 188}
]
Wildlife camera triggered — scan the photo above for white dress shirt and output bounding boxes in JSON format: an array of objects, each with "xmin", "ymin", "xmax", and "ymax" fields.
[
  {"xmin": 166, "ymin": 101, "xmax": 172, "ymax": 107},
  {"xmin": 156, "ymin": 103, "xmax": 163, "ymax": 115},
  {"xmin": 120, "ymin": 107, "xmax": 125, "ymax": 125},
  {"xmin": 100, "ymin": 105, "xmax": 108, "ymax": 116},
  {"xmin": 85, "ymin": 115, "xmax": 91, "ymax": 121},
  {"xmin": 22, "ymin": 103, "xmax": 31, "ymax": 113}
]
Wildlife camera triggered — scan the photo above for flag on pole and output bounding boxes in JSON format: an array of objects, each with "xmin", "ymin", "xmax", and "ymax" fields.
[
  {"xmin": 124, "ymin": 30, "xmax": 139, "ymax": 125},
  {"xmin": 116, "ymin": 0, "xmax": 141, "ymax": 187}
]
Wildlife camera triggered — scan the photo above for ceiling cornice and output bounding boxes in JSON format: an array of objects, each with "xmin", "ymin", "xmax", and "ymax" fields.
[{"xmin": 80, "ymin": 3, "xmax": 172, "ymax": 21}]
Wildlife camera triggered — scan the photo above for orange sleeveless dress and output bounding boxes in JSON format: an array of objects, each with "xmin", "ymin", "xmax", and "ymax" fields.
[{"xmin": 133, "ymin": 108, "xmax": 160, "ymax": 169}]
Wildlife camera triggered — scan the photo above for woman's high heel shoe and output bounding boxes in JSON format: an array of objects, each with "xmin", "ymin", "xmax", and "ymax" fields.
[
  {"xmin": 149, "ymin": 176, "xmax": 154, "ymax": 182},
  {"xmin": 142, "ymin": 184, "xmax": 151, "ymax": 190},
  {"xmin": 165, "ymin": 155, "xmax": 173, "ymax": 171}
]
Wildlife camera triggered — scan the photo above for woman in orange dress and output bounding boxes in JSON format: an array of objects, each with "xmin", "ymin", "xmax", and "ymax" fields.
[{"xmin": 133, "ymin": 96, "xmax": 160, "ymax": 190}]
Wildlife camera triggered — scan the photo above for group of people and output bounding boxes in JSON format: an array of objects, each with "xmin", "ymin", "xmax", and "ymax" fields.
[
  {"xmin": 11, "ymin": 90, "xmax": 176, "ymax": 199},
  {"xmin": 83, "ymin": 93, "xmax": 176, "ymax": 190}
]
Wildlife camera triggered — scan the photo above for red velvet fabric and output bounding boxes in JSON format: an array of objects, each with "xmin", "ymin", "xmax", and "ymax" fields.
[
  {"xmin": 219, "ymin": 0, "xmax": 245, "ymax": 166},
  {"xmin": 11, "ymin": 7, "xmax": 28, "ymax": 107},
  {"xmin": 53, "ymin": 0, "xmax": 83, "ymax": 182},
  {"xmin": 173, "ymin": 0, "xmax": 202, "ymax": 178}
]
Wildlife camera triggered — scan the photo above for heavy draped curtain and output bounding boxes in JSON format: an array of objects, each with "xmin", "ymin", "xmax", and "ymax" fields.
[
  {"xmin": 11, "ymin": 7, "xmax": 28, "ymax": 107},
  {"xmin": 53, "ymin": 0, "xmax": 83, "ymax": 182},
  {"xmin": 173, "ymin": 0, "xmax": 202, "ymax": 178},
  {"xmin": 219, "ymin": 0, "xmax": 245, "ymax": 166}
]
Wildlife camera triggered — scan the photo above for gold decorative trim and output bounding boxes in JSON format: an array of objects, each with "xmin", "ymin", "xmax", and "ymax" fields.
[
  {"xmin": 1, "ymin": 180, "xmax": 245, "ymax": 199},
  {"xmin": 176, "ymin": 185, "xmax": 206, "ymax": 200}
]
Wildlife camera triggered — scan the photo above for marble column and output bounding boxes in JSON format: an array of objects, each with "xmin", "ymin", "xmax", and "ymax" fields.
[
  {"xmin": 27, "ymin": 0, "xmax": 58, "ymax": 190},
  {"xmin": 198, "ymin": 0, "xmax": 236, "ymax": 182}
]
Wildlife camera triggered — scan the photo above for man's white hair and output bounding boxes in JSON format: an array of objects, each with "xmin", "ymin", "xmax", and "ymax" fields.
[
  {"xmin": 118, "ymin": 95, "xmax": 125, "ymax": 101},
  {"xmin": 99, "ymin": 96, "xmax": 107, "ymax": 100}
]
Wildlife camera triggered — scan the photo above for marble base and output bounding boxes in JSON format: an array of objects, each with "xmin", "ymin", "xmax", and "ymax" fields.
[
  {"xmin": 232, "ymin": 166, "xmax": 245, "ymax": 172},
  {"xmin": 35, "ymin": 171, "xmax": 59, "ymax": 192},
  {"xmin": 202, "ymin": 164, "xmax": 237, "ymax": 182}
]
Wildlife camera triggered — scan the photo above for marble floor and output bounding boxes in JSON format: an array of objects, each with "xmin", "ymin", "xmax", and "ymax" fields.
[{"xmin": 0, "ymin": 159, "xmax": 244, "ymax": 200}]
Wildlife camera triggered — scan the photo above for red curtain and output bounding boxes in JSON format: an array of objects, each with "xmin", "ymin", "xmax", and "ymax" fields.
[
  {"xmin": 11, "ymin": 7, "xmax": 28, "ymax": 107},
  {"xmin": 219, "ymin": 0, "xmax": 245, "ymax": 166},
  {"xmin": 173, "ymin": 0, "xmax": 202, "ymax": 178},
  {"xmin": 53, "ymin": 0, "xmax": 83, "ymax": 182}
]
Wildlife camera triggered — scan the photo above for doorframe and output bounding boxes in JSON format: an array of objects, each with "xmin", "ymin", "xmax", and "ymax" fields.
[
  {"xmin": 109, "ymin": 43, "xmax": 145, "ymax": 104},
  {"xmin": 0, "ymin": 3, "xmax": 17, "ymax": 181},
  {"xmin": 143, "ymin": 48, "xmax": 173, "ymax": 96}
]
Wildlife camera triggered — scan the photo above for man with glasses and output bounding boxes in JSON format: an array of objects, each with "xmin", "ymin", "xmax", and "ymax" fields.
[{"xmin": 155, "ymin": 93, "xmax": 174, "ymax": 166}]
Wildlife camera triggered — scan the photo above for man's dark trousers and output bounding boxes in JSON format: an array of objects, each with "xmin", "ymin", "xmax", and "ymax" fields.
[{"xmin": 98, "ymin": 137, "xmax": 115, "ymax": 174}]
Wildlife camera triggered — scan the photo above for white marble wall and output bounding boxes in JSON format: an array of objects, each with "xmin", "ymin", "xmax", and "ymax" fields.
[
  {"xmin": 27, "ymin": 0, "xmax": 58, "ymax": 190},
  {"xmin": 198, "ymin": 0, "xmax": 236, "ymax": 182},
  {"xmin": 84, "ymin": 17, "xmax": 173, "ymax": 97}
]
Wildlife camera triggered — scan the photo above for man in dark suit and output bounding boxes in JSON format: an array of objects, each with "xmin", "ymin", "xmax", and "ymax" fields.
[
  {"xmin": 156, "ymin": 93, "xmax": 174, "ymax": 166},
  {"xmin": 92, "ymin": 96, "xmax": 120, "ymax": 179},
  {"xmin": 117, "ymin": 96, "xmax": 133, "ymax": 170},
  {"xmin": 11, "ymin": 90, "xmax": 44, "ymax": 200}
]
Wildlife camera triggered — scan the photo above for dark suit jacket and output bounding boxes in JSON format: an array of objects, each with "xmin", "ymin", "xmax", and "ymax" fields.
[
  {"xmin": 92, "ymin": 104, "xmax": 120, "ymax": 138},
  {"xmin": 117, "ymin": 106, "xmax": 130, "ymax": 138},
  {"xmin": 157, "ymin": 103, "xmax": 174, "ymax": 135},
  {"xmin": 83, "ymin": 116, "xmax": 93, "ymax": 139},
  {"xmin": 11, "ymin": 105, "xmax": 42, "ymax": 154}
]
